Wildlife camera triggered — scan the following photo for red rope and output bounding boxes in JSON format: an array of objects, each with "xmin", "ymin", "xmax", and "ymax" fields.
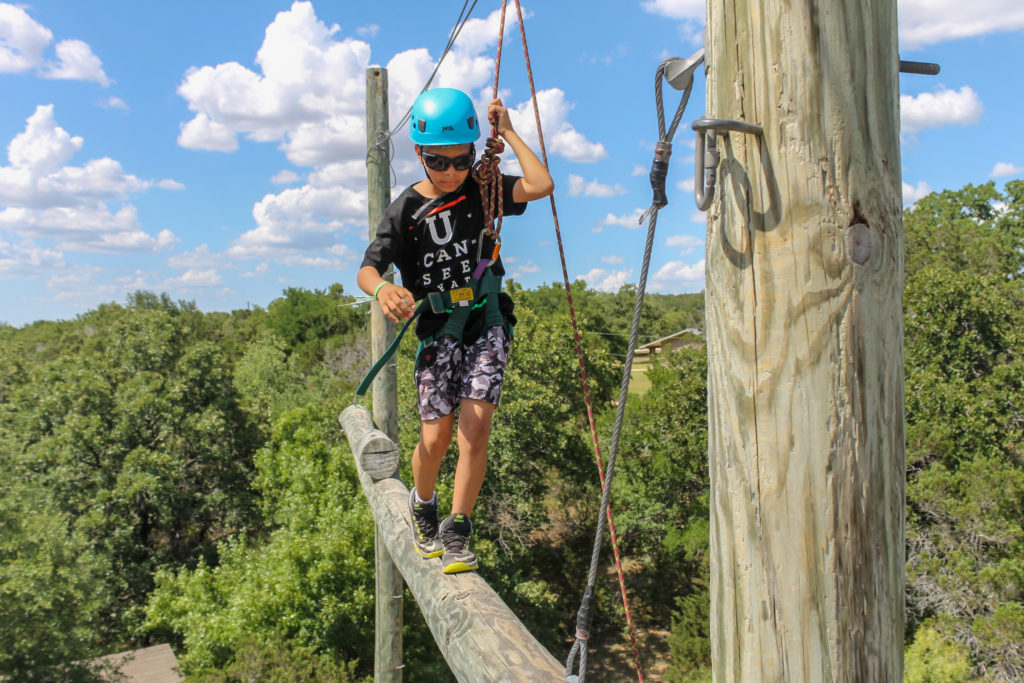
[
  {"xmin": 472, "ymin": 0, "xmax": 508, "ymax": 240},
  {"xmin": 510, "ymin": 1, "xmax": 644, "ymax": 680}
]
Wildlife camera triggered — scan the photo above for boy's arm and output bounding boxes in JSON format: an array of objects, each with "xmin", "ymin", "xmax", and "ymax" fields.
[
  {"xmin": 488, "ymin": 98, "xmax": 554, "ymax": 203},
  {"xmin": 357, "ymin": 264, "xmax": 416, "ymax": 323}
]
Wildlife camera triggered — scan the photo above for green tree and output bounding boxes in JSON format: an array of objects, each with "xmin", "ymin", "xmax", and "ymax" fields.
[
  {"xmin": 904, "ymin": 181, "xmax": 1024, "ymax": 680},
  {"xmin": 904, "ymin": 624, "xmax": 972, "ymax": 683},
  {"xmin": 0, "ymin": 480, "xmax": 111, "ymax": 680},
  {"xmin": 5, "ymin": 301, "xmax": 261, "ymax": 642},
  {"xmin": 146, "ymin": 403, "xmax": 374, "ymax": 677},
  {"xmin": 265, "ymin": 285, "xmax": 364, "ymax": 371}
]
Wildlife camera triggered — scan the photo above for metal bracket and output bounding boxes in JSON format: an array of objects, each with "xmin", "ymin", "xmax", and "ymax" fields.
[
  {"xmin": 692, "ymin": 117, "xmax": 764, "ymax": 211},
  {"xmin": 899, "ymin": 59, "xmax": 940, "ymax": 76}
]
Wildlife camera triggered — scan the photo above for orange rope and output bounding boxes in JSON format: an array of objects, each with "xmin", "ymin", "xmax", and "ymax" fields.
[{"xmin": 506, "ymin": 1, "xmax": 644, "ymax": 680}]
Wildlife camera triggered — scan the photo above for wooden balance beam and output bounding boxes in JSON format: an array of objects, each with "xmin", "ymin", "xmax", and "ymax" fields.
[{"xmin": 339, "ymin": 404, "xmax": 564, "ymax": 682}]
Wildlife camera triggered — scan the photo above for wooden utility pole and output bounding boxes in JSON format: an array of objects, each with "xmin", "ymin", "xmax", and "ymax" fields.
[
  {"xmin": 703, "ymin": 1, "xmax": 905, "ymax": 680},
  {"xmin": 365, "ymin": 66, "xmax": 403, "ymax": 683}
]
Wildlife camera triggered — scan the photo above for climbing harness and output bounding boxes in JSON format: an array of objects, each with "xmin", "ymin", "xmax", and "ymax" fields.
[
  {"xmin": 565, "ymin": 50, "xmax": 704, "ymax": 683},
  {"xmin": 353, "ymin": 265, "xmax": 507, "ymax": 401}
]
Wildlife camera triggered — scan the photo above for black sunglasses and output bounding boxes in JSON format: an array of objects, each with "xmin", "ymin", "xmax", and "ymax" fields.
[{"xmin": 420, "ymin": 145, "xmax": 476, "ymax": 172}]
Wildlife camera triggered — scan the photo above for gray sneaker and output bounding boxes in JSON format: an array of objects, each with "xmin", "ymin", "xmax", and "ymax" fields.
[
  {"xmin": 439, "ymin": 513, "xmax": 478, "ymax": 574},
  {"xmin": 409, "ymin": 489, "xmax": 443, "ymax": 559}
]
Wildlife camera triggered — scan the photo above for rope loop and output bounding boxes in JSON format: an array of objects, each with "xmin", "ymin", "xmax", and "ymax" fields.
[{"xmin": 473, "ymin": 131, "xmax": 505, "ymax": 237}]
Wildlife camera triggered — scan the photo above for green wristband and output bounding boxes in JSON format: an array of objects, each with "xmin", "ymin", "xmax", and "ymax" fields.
[{"xmin": 373, "ymin": 281, "xmax": 388, "ymax": 298}]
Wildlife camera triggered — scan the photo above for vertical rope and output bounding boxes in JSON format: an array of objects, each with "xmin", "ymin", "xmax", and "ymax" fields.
[
  {"xmin": 472, "ymin": 0, "xmax": 508, "ymax": 240},
  {"xmin": 510, "ymin": 1, "xmax": 644, "ymax": 681}
]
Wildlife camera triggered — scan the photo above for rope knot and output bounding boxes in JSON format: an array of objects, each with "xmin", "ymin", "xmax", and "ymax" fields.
[
  {"xmin": 472, "ymin": 135, "xmax": 505, "ymax": 182},
  {"xmin": 472, "ymin": 132, "xmax": 504, "ymax": 236}
]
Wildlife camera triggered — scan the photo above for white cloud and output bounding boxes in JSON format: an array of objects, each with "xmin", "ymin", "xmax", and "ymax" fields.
[
  {"xmin": 900, "ymin": 86, "xmax": 983, "ymax": 135},
  {"xmin": 99, "ymin": 96, "xmax": 129, "ymax": 110},
  {"xmin": 166, "ymin": 268, "xmax": 223, "ymax": 287},
  {"xmin": 902, "ymin": 180, "xmax": 932, "ymax": 205},
  {"xmin": 357, "ymin": 24, "xmax": 379, "ymax": 38},
  {"xmin": 156, "ymin": 230, "xmax": 178, "ymax": 248},
  {"xmin": 676, "ymin": 18, "xmax": 705, "ymax": 45},
  {"xmin": 0, "ymin": 236, "xmax": 64, "ymax": 280},
  {"xmin": 175, "ymin": 2, "xmax": 599, "ymax": 266},
  {"xmin": 271, "ymin": 169, "xmax": 301, "ymax": 185},
  {"xmin": 576, "ymin": 267, "xmax": 632, "ymax": 293},
  {"xmin": 666, "ymin": 234, "xmax": 703, "ymax": 255},
  {"xmin": 0, "ymin": 3, "xmax": 52, "ymax": 73},
  {"xmin": 307, "ymin": 160, "xmax": 367, "ymax": 186},
  {"xmin": 42, "ymin": 39, "xmax": 111, "ymax": 86},
  {"xmin": 178, "ymin": 113, "xmax": 240, "ymax": 152},
  {"xmin": 677, "ymin": 177, "xmax": 696, "ymax": 192},
  {"xmin": 599, "ymin": 208, "xmax": 646, "ymax": 229},
  {"xmin": 651, "ymin": 258, "xmax": 705, "ymax": 292},
  {"xmin": 176, "ymin": 1, "xmax": 370, "ymax": 158},
  {"xmin": 602, "ymin": 254, "xmax": 624, "ymax": 265},
  {"xmin": 899, "ymin": 0, "xmax": 1024, "ymax": 49},
  {"xmin": 641, "ymin": 0, "xmax": 705, "ymax": 20},
  {"xmin": 990, "ymin": 162, "xmax": 1023, "ymax": 178},
  {"xmin": 567, "ymin": 174, "xmax": 626, "ymax": 197},
  {"xmin": 0, "ymin": 4, "xmax": 109, "ymax": 83},
  {"xmin": 156, "ymin": 179, "xmax": 185, "ymax": 191},
  {"xmin": 227, "ymin": 183, "xmax": 367, "ymax": 260},
  {"xmin": 501, "ymin": 88, "xmax": 605, "ymax": 164},
  {"xmin": 167, "ymin": 244, "xmax": 223, "ymax": 269},
  {"xmin": 632, "ymin": 164, "xmax": 647, "ymax": 176},
  {"xmin": 0, "ymin": 105, "xmax": 180, "ymax": 252},
  {"xmin": 510, "ymin": 261, "xmax": 540, "ymax": 277}
]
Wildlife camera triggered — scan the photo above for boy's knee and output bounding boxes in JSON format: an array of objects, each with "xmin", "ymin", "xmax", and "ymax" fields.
[{"xmin": 419, "ymin": 433, "xmax": 451, "ymax": 457}]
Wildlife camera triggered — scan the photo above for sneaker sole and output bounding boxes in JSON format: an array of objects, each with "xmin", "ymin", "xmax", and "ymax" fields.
[
  {"xmin": 415, "ymin": 545, "xmax": 443, "ymax": 559},
  {"xmin": 442, "ymin": 560, "xmax": 478, "ymax": 574}
]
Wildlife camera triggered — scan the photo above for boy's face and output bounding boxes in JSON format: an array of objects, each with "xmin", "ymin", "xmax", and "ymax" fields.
[{"xmin": 416, "ymin": 143, "xmax": 474, "ymax": 193}]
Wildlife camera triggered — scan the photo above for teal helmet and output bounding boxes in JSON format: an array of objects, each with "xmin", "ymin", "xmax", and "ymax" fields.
[{"xmin": 409, "ymin": 88, "xmax": 480, "ymax": 146}]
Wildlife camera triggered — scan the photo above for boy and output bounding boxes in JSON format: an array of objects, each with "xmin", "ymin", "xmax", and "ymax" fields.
[{"xmin": 357, "ymin": 88, "xmax": 553, "ymax": 574}]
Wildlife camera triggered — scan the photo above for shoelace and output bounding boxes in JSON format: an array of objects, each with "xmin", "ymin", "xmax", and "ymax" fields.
[
  {"xmin": 441, "ymin": 524, "xmax": 470, "ymax": 552},
  {"xmin": 413, "ymin": 504, "xmax": 439, "ymax": 539}
]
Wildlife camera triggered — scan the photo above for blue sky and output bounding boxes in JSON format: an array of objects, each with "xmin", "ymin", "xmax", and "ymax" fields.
[{"xmin": 1, "ymin": 0, "xmax": 1022, "ymax": 327}]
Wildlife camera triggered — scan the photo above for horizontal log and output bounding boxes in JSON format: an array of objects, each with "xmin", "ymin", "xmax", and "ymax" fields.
[
  {"xmin": 339, "ymin": 405, "xmax": 564, "ymax": 682},
  {"xmin": 340, "ymin": 404, "xmax": 400, "ymax": 480}
]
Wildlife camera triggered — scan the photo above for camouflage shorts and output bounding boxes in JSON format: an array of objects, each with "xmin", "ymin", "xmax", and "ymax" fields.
[{"xmin": 415, "ymin": 326, "xmax": 510, "ymax": 421}]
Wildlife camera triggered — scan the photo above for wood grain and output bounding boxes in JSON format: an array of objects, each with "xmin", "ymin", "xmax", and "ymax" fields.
[{"xmin": 704, "ymin": 1, "xmax": 906, "ymax": 679}]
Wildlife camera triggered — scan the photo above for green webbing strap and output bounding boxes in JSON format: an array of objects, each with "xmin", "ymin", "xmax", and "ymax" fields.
[
  {"xmin": 353, "ymin": 270, "xmax": 504, "ymax": 402},
  {"xmin": 354, "ymin": 299, "xmax": 428, "ymax": 400}
]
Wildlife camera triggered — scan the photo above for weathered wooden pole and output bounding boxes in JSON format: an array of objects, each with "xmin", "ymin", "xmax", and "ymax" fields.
[
  {"xmin": 703, "ymin": 0, "xmax": 906, "ymax": 680},
  {"xmin": 339, "ymin": 405, "xmax": 564, "ymax": 682},
  {"xmin": 365, "ymin": 65, "xmax": 403, "ymax": 683}
]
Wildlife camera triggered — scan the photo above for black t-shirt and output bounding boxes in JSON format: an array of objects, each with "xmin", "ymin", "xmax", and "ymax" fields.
[{"xmin": 362, "ymin": 174, "xmax": 526, "ymax": 339}]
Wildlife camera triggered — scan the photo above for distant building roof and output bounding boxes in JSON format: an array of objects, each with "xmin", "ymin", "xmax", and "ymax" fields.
[
  {"xmin": 638, "ymin": 328, "xmax": 703, "ymax": 352},
  {"xmin": 93, "ymin": 644, "xmax": 182, "ymax": 682}
]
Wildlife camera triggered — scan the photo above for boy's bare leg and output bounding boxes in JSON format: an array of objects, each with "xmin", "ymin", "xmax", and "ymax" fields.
[
  {"xmin": 413, "ymin": 413, "xmax": 455, "ymax": 501},
  {"xmin": 451, "ymin": 398, "xmax": 496, "ymax": 516}
]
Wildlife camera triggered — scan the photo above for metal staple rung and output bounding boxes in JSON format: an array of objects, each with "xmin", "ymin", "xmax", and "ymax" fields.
[
  {"xmin": 691, "ymin": 115, "xmax": 764, "ymax": 211},
  {"xmin": 692, "ymin": 117, "xmax": 764, "ymax": 137}
]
